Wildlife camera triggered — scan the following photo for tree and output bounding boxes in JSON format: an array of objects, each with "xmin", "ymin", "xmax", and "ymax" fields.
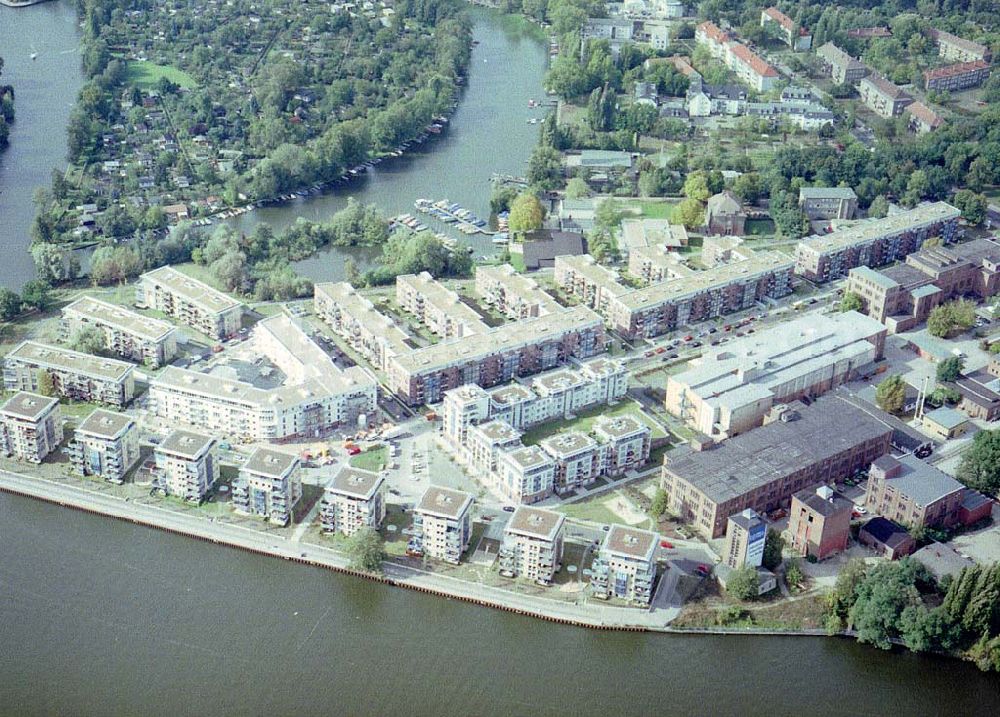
[
  {"xmin": 672, "ymin": 197, "xmax": 705, "ymax": 229},
  {"xmin": 507, "ymin": 193, "xmax": 545, "ymax": 234},
  {"xmin": 20, "ymin": 280, "xmax": 52, "ymax": 312},
  {"xmin": 875, "ymin": 375, "xmax": 907, "ymax": 415},
  {"xmin": 345, "ymin": 526, "xmax": 387, "ymax": 573},
  {"xmin": 952, "ymin": 189, "xmax": 987, "ymax": 226},
  {"xmin": 726, "ymin": 566, "xmax": 760, "ymax": 601},
  {"xmin": 868, "ymin": 195, "xmax": 890, "ymax": 219},
  {"xmin": 565, "ymin": 177, "xmax": 590, "ymax": 199},
  {"xmin": 594, "ymin": 198, "xmax": 624, "ymax": 232},
  {"xmin": 936, "ymin": 356, "xmax": 965, "ymax": 383},
  {"xmin": 927, "ymin": 300, "xmax": 977, "ymax": 338},
  {"xmin": 839, "ymin": 292, "xmax": 864, "ymax": 313},
  {"xmin": 785, "ymin": 560, "xmax": 804, "ymax": 591},
  {"xmin": 649, "ymin": 488, "xmax": 668, "ymax": 519},
  {"xmin": 69, "ymin": 325, "xmax": 107, "ymax": 355},
  {"xmin": 682, "ymin": 171, "xmax": 712, "ymax": 201},
  {"xmin": 36, "ymin": 369, "xmax": 57, "ymax": 398},
  {"xmin": 957, "ymin": 430, "xmax": 1000, "ymax": 496},
  {"xmin": 762, "ymin": 529, "xmax": 784, "ymax": 571},
  {"xmin": 849, "ymin": 559, "xmax": 932, "ymax": 650},
  {"xmin": 926, "ymin": 386, "xmax": 961, "ymax": 407},
  {"xmin": 827, "ymin": 558, "xmax": 869, "ymax": 627},
  {"xmin": 0, "ymin": 287, "xmax": 22, "ymax": 321}
]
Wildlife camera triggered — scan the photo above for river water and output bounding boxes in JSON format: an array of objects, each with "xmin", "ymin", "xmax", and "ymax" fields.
[{"xmin": 1, "ymin": 4, "xmax": 999, "ymax": 713}]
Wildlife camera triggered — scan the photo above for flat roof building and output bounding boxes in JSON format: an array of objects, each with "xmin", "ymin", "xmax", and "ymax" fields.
[
  {"xmin": 68, "ymin": 408, "xmax": 139, "ymax": 483},
  {"xmin": 799, "ymin": 187, "xmax": 858, "ymax": 220},
  {"xmin": 3, "ymin": 340, "xmax": 135, "ymax": 408},
  {"xmin": 593, "ymin": 414, "xmax": 652, "ymax": 476},
  {"xmin": 136, "ymin": 266, "xmax": 242, "ymax": 340},
  {"xmin": 314, "ymin": 281, "xmax": 414, "ymax": 372},
  {"xmin": 321, "ymin": 467, "xmax": 386, "ymax": 537},
  {"xmin": 539, "ymin": 431, "xmax": 602, "ymax": 494},
  {"xmin": 232, "ymin": 447, "xmax": 302, "ymax": 526},
  {"xmin": 665, "ymin": 312, "xmax": 886, "ymax": 438},
  {"xmin": 662, "ymin": 393, "xmax": 893, "ymax": 538},
  {"xmin": 723, "ymin": 508, "xmax": 766, "ymax": 569},
  {"xmin": 149, "ymin": 316, "xmax": 377, "ymax": 442},
  {"xmin": 475, "ymin": 264, "xmax": 561, "ymax": 319},
  {"xmin": 590, "ymin": 525, "xmax": 658, "ymax": 606},
  {"xmin": 0, "ymin": 392, "xmax": 62, "ymax": 463},
  {"xmin": 152, "ymin": 429, "xmax": 218, "ymax": 503},
  {"xmin": 413, "ymin": 486, "xmax": 474, "ymax": 564},
  {"xmin": 498, "ymin": 506, "xmax": 565, "ymax": 585},
  {"xmin": 62, "ymin": 296, "xmax": 178, "ymax": 368},
  {"xmin": 864, "ymin": 454, "xmax": 966, "ymax": 530},
  {"xmin": 396, "ymin": 272, "xmax": 488, "ymax": 339},
  {"xmin": 495, "ymin": 445, "xmax": 556, "ymax": 505},
  {"xmin": 795, "ymin": 202, "xmax": 960, "ymax": 282}
]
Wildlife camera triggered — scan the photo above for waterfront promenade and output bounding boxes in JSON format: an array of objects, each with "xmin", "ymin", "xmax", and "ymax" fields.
[{"xmin": 0, "ymin": 468, "xmax": 679, "ymax": 631}]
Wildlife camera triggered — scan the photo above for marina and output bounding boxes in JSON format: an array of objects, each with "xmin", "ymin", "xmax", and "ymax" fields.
[{"xmin": 414, "ymin": 198, "xmax": 495, "ymax": 235}]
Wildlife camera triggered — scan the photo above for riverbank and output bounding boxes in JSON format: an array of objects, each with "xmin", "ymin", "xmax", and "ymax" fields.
[{"xmin": 0, "ymin": 0, "xmax": 55, "ymax": 7}]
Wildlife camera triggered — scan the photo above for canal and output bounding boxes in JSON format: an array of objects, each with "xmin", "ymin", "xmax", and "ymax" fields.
[{"xmin": 1, "ymin": 492, "xmax": 998, "ymax": 716}]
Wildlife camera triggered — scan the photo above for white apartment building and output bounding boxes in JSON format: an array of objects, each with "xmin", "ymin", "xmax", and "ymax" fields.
[
  {"xmin": 0, "ymin": 392, "xmax": 62, "ymax": 463},
  {"xmin": 495, "ymin": 445, "xmax": 556, "ymax": 504},
  {"xmin": 321, "ymin": 467, "xmax": 387, "ymax": 537},
  {"xmin": 152, "ymin": 429, "xmax": 219, "ymax": 503},
  {"xmin": 396, "ymin": 272, "xmax": 487, "ymax": 338},
  {"xmin": 593, "ymin": 414, "xmax": 653, "ymax": 476},
  {"xmin": 474, "ymin": 264, "xmax": 561, "ymax": 319},
  {"xmin": 231, "ymin": 447, "xmax": 302, "ymax": 525},
  {"xmin": 539, "ymin": 431, "xmax": 602, "ymax": 494},
  {"xmin": 314, "ymin": 281, "xmax": 412, "ymax": 372},
  {"xmin": 148, "ymin": 316, "xmax": 377, "ymax": 442},
  {"xmin": 68, "ymin": 408, "xmax": 139, "ymax": 483},
  {"xmin": 590, "ymin": 525, "xmax": 658, "ymax": 606},
  {"xmin": 498, "ymin": 506, "xmax": 565, "ymax": 585},
  {"xmin": 3, "ymin": 340, "xmax": 135, "ymax": 408},
  {"xmin": 136, "ymin": 266, "xmax": 243, "ymax": 340},
  {"xmin": 62, "ymin": 296, "xmax": 178, "ymax": 368},
  {"xmin": 413, "ymin": 486, "xmax": 474, "ymax": 564},
  {"xmin": 466, "ymin": 419, "xmax": 523, "ymax": 474}
]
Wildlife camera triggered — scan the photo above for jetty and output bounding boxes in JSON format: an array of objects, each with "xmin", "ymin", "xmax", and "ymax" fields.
[{"xmin": 414, "ymin": 198, "xmax": 494, "ymax": 235}]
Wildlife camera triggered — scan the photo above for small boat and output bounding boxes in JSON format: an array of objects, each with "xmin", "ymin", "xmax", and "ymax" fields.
[{"xmin": 30, "ymin": 53, "xmax": 38, "ymax": 61}]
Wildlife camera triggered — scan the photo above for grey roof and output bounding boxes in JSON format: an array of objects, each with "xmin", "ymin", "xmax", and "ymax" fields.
[
  {"xmin": 506, "ymin": 506, "xmax": 565, "ymax": 541},
  {"xmin": 0, "ymin": 392, "xmax": 59, "ymax": 421},
  {"xmin": 157, "ymin": 429, "xmax": 215, "ymax": 460},
  {"xmin": 800, "ymin": 186, "xmax": 858, "ymax": 201},
  {"xmin": 728, "ymin": 508, "xmax": 765, "ymax": 532},
  {"xmin": 923, "ymin": 407, "xmax": 968, "ymax": 430},
  {"xmin": 329, "ymin": 467, "xmax": 384, "ymax": 500},
  {"xmin": 911, "ymin": 542, "xmax": 975, "ymax": 580},
  {"xmin": 875, "ymin": 454, "xmax": 965, "ymax": 507},
  {"xmin": 860, "ymin": 516, "xmax": 911, "ymax": 548},
  {"xmin": 75, "ymin": 409, "xmax": 134, "ymax": 440},
  {"xmin": 416, "ymin": 486, "xmax": 473, "ymax": 520},
  {"xmin": 521, "ymin": 232, "xmax": 586, "ymax": 269},
  {"xmin": 664, "ymin": 392, "xmax": 892, "ymax": 505},
  {"xmin": 242, "ymin": 447, "xmax": 298, "ymax": 478},
  {"xmin": 603, "ymin": 525, "xmax": 657, "ymax": 561},
  {"xmin": 793, "ymin": 487, "xmax": 853, "ymax": 518}
]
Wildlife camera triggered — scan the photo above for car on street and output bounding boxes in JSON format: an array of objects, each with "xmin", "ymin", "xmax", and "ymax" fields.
[
  {"xmin": 660, "ymin": 540, "xmax": 673, "ymax": 549},
  {"xmin": 502, "ymin": 506, "xmax": 515, "ymax": 513}
]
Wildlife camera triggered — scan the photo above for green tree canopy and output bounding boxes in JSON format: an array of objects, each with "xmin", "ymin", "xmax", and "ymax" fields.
[
  {"xmin": 508, "ymin": 193, "xmax": 545, "ymax": 234},
  {"xmin": 936, "ymin": 356, "xmax": 965, "ymax": 383},
  {"xmin": 957, "ymin": 430, "xmax": 1000, "ymax": 496},
  {"xmin": 875, "ymin": 375, "xmax": 907, "ymax": 415},
  {"xmin": 726, "ymin": 566, "xmax": 760, "ymax": 602},
  {"xmin": 839, "ymin": 292, "xmax": 864, "ymax": 313},
  {"xmin": 345, "ymin": 526, "xmax": 387, "ymax": 573}
]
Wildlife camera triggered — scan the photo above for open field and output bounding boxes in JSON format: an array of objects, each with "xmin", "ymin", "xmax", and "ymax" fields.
[
  {"xmin": 126, "ymin": 61, "xmax": 196, "ymax": 90},
  {"xmin": 350, "ymin": 445, "xmax": 388, "ymax": 472}
]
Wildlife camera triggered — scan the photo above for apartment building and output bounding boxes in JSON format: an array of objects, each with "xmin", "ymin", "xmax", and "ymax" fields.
[
  {"xmin": 396, "ymin": 272, "xmax": 487, "ymax": 339},
  {"xmin": 498, "ymin": 506, "xmax": 565, "ymax": 585},
  {"xmin": 388, "ymin": 305, "xmax": 606, "ymax": 405},
  {"xmin": 149, "ymin": 316, "xmax": 377, "ymax": 441},
  {"xmin": 858, "ymin": 73, "xmax": 912, "ymax": 118},
  {"xmin": 314, "ymin": 281, "xmax": 413, "ymax": 371},
  {"xmin": 152, "ymin": 429, "xmax": 218, "ymax": 503},
  {"xmin": 787, "ymin": 485, "xmax": 852, "ymax": 560},
  {"xmin": 593, "ymin": 414, "xmax": 652, "ymax": 476},
  {"xmin": 321, "ymin": 467, "xmax": 386, "ymax": 536},
  {"xmin": 864, "ymin": 454, "xmax": 966, "ymax": 530},
  {"xmin": 555, "ymin": 250, "xmax": 794, "ymax": 340},
  {"xmin": 723, "ymin": 508, "xmax": 766, "ymax": 569},
  {"xmin": 661, "ymin": 394, "xmax": 892, "ymax": 538},
  {"xmin": 816, "ymin": 42, "xmax": 869, "ymax": 85},
  {"xmin": 798, "ymin": 187, "xmax": 858, "ymax": 220},
  {"xmin": 760, "ymin": 6, "xmax": 811, "ymax": 50},
  {"xmin": 136, "ymin": 266, "xmax": 242, "ymax": 340},
  {"xmin": 231, "ymin": 447, "xmax": 302, "ymax": 525},
  {"xmin": 0, "ymin": 392, "xmax": 62, "ymax": 463},
  {"xmin": 845, "ymin": 238, "xmax": 1000, "ymax": 332},
  {"xmin": 928, "ymin": 28, "xmax": 992, "ymax": 63},
  {"xmin": 665, "ymin": 312, "xmax": 886, "ymax": 438},
  {"xmin": 3, "ymin": 340, "xmax": 135, "ymax": 408},
  {"xmin": 413, "ymin": 486, "xmax": 474, "ymax": 564},
  {"xmin": 795, "ymin": 202, "xmax": 961, "ymax": 282},
  {"xmin": 923, "ymin": 60, "xmax": 991, "ymax": 91},
  {"xmin": 629, "ymin": 243, "xmax": 693, "ymax": 284},
  {"xmin": 442, "ymin": 357, "xmax": 629, "ymax": 443},
  {"xmin": 539, "ymin": 431, "xmax": 602, "ymax": 494},
  {"xmin": 475, "ymin": 264, "xmax": 560, "ymax": 319},
  {"xmin": 905, "ymin": 101, "xmax": 945, "ymax": 135},
  {"xmin": 695, "ymin": 21, "xmax": 779, "ymax": 91},
  {"xmin": 466, "ymin": 419, "xmax": 523, "ymax": 474},
  {"xmin": 495, "ymin": 445, "xmax": 556, "ymax": 504},
  {"xmin": 590, "ymin": 525, "xmax": 658, "ymax": 606},
  {"xmin": 68, "ymin": 408, "xmax": 139, "ymax": 483},
  {"xmin": 61, "ymin": 296, "xmax": 178, "ymax": 368}
]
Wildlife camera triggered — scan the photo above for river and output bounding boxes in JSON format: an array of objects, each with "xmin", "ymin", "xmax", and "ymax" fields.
[
  {"xmin": 1, "ymin": 492, "xmax": 998, "ymax": 716},
  {"xmin": 1, "ymin": 5, "xmax": 999, "ymax": 713},
  {"xmin": 0, "ymin": 0, "xmax": 85, "ymax": 290}
]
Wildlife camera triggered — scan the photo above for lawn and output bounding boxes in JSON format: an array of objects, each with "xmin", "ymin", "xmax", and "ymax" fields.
[
  {"xmin": 350, "ymin": 445, "xmax": 388, "ymax": 471},
  {"xmin": 745, "ymin": 219, "xmax": 775, "ymax": 236},
  {"xmin": 619, "ymin": 199, "xmax": 679, "ymax": 220},
  {"xmin": 519, "ymin": 400, "xmax": 667, "ymax": 446},
  {"xmin": 126, "ymin": 61, "xmax": 196, "ymax": 90}
]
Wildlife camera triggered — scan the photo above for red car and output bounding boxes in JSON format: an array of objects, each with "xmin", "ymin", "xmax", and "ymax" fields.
[
  {"xmin": 683, "ymin": 335, "xmax": 694, "ymax": 342},
  {"xmin": 346, "ymin": 445, "xmax": 362, "ymax": 456},
  {"xmin": 660, "ymin": 540, "xmax": 674, "ymax": 549},
  {"xmin": 655, "ymin": 347, "xmax": 666, "ymax": 354}
]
